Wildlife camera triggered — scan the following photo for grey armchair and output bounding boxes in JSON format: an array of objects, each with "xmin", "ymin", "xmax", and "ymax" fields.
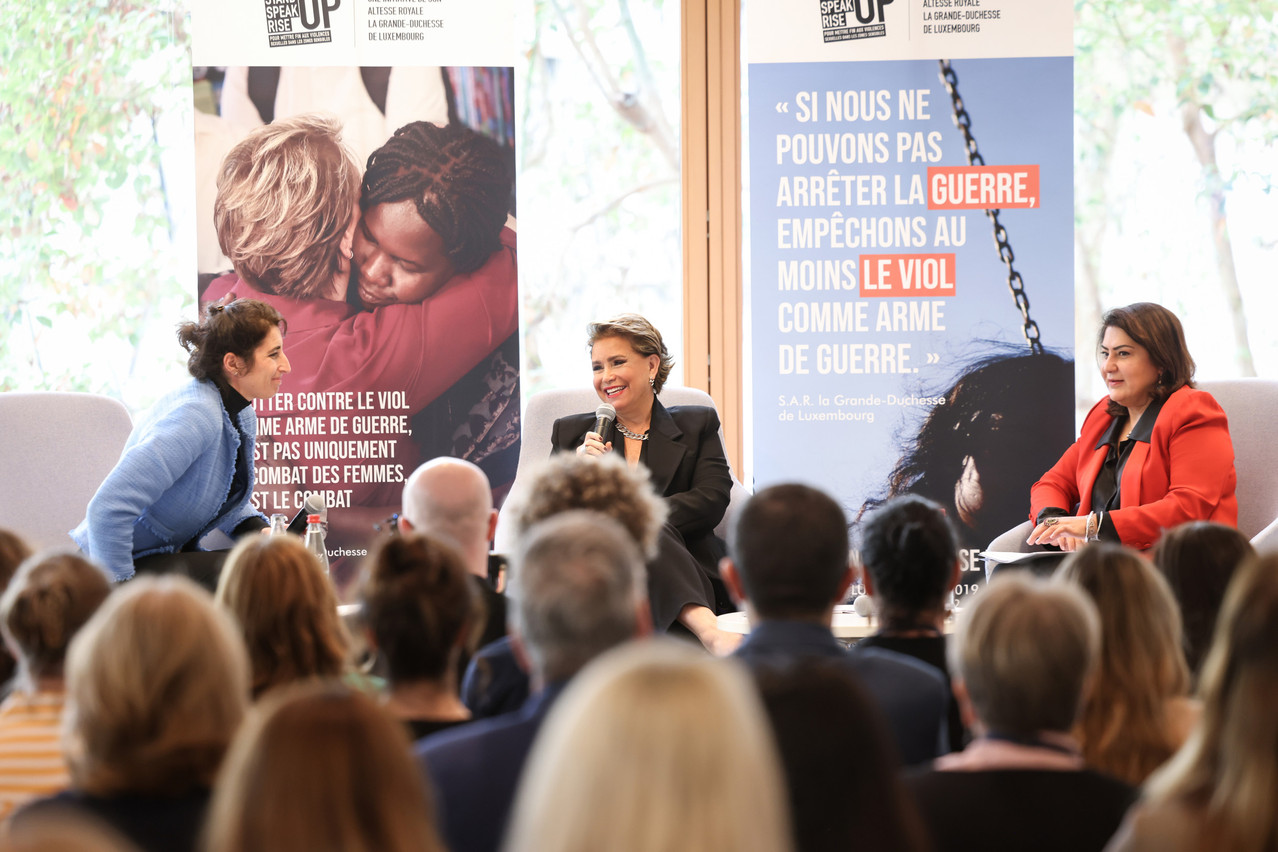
[{"xmin": 0, "ymin": 392, "xmax": 133, "ymax": 550}]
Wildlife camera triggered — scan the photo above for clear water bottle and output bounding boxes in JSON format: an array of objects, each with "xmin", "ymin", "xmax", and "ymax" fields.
[
  {"xmin": 269, "ymin": 513, "xmax": 289, "ymax": 536},
  {"xmin": 303, "ymin": 513, "xmax": 330, "ymax": 575}
]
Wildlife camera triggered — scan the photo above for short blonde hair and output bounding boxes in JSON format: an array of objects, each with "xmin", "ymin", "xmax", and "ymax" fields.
[
  {"xmin": 214, "ymin": 113, "xmax": 360, "ymax": 298},
  {"xmin": 216, "ymin": 535, "xmax": 349, "ymax": 698},
  {"xmin": 1057, "ymin": 543, "xmax": 1190, "ymax": 784},
  {"xmin": 0, "ymin": 550, "xmax": 110, "ymax": 682},
  {"xmin": 204, "ymin": 680, "xmax": 445, "ymax": 852},
  {"xmin": 506, "ymin": 640, "xmax": 793, "ymax": 852},
  {"xmin": 586, "ymin": 314, "xmax": 675, "ymax": 392},
  {"xmin": 513, "ymin": 453, "xmax": 667, "ymax": 559},
  {"xmin": 950, "ymin": 572, "xmax": 1100, "ymax": 737},
  {"xmin": 63, "ymin": 576, "xmax": 249, "ymax": 796}
]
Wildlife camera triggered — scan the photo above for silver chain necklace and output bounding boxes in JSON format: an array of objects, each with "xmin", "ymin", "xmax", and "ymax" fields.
[{"xmin": 615, "ymin": 421, "xmax": 649, "ymax": 441}]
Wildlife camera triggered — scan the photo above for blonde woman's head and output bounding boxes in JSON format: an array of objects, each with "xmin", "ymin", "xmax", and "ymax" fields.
[
  {"xmin": 216, "ymin": 534, "xmax": 349, "ymax": 697},
  {"xmin": 214, "ymin": 113, "xmax": 360, "ymax": 298},
  {"xmin": 1145, "ymin": 553, "xmax": 1278, "ymax": 850},
  {"xmin": 505, "ymin": 640, "xmax": 793, "ymax": 852},
  {"xmin": 1057, "ymin": 543, "xmax": 1191, "ymax": 784},
  {"xmin": 950, "ymin": 572, "xmax": 1100, "ymax": 737},
  {"xmin": 586, "ymin": 314, "xmax": 674, "ymax": 392},
  {"xmin": 63, "ymin": 575, "xmax": 249, "ymax": 796}
]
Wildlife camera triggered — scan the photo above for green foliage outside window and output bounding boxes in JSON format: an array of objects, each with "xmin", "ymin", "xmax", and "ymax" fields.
[{"xmin": 1, "ymin": 1, "xmax": 191, "ymax": 409}]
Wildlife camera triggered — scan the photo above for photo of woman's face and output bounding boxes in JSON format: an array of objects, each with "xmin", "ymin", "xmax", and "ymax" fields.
[{"xmin": 352, "ymin": 199, "xmax": 456, "ymax": 307}]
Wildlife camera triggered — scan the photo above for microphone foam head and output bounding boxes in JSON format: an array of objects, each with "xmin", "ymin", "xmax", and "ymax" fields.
[
  {"xmin": 305, "ymin": 493, "xmax": 327, "ymax": 512},
  {"xmin": 595, "ymin": 402, "xmax": 617, "ymax": 423},
  {"xmin": 852, "ymin": 594, "xmax": 875, "ymax": 618}
]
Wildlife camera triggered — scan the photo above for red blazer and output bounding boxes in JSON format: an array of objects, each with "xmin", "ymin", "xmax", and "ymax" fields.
[{"xmin": 1030, "ymin": 386, "xmax": 1237, "ymax": 550}]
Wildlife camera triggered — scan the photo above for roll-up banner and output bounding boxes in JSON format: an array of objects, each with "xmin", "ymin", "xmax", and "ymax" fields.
[
  {"xmin": 192, "ymin": 0, "xmax": 519, "ymax": 593},
  {"xmin": 746, "ymin": 0, "xmax": 1075, "ymax": 601}
]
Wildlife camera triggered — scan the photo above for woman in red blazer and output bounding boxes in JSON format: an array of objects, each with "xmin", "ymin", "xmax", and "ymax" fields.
[{"xmin": 1028, "ymin": 303, "xmax": 1237, "ymax": 552}]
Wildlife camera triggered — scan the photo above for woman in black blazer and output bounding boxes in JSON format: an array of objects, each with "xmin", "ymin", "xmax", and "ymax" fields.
[{"xmin": 551, "ymin": 314, "xmax": 739, "ymax": 654}]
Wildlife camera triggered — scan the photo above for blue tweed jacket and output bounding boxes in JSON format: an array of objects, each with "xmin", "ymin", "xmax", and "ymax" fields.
[{"xmin": 71, "ymin": 378, "xmax": 264, "ymax": 580}]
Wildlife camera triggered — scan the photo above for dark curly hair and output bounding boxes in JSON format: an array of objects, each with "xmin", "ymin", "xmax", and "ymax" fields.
[
  {"xmin": 361, "ymin": 121, "xmax": 512, "ymax": 275},
  {"xmin": 514, "ymin": 454, "xmax": 667, "ymax": 560},
  {"xmin": 177, "ymin": 298, "xmax": 285, "ymax": 382}
]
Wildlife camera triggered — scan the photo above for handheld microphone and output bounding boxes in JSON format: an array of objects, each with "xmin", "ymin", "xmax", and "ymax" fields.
[
  {"xmin": 592, "ymin": 402, "xmax": 617, "ymax": 444},
  {"xmin": 286, "ymin": 493, "xmax": 328, "ymax": 536}
]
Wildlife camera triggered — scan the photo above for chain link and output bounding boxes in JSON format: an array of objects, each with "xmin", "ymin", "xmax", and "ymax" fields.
[{"xmin": 937, "ymin": 60, "xmax": 1043, "ymax": 354}]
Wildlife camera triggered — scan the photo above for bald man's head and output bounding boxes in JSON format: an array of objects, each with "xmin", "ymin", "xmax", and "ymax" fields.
[{"xmin": 400, "ymin": 458, "xmax": 496, "ymax": 577}]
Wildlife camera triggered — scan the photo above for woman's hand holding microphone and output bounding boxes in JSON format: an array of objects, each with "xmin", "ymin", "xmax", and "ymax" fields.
[
  {"xmin": 577, "ymin": 402, "xmax": 617, "ymax": 457},
  {"xmin": 577, "ymin": 431, "xmax": 613, "ymax": 457}
]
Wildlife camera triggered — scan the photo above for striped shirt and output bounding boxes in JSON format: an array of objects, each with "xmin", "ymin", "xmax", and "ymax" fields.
[{"xmin": 0, "ymin": 690, "xmax": 69, "ymax": 822}]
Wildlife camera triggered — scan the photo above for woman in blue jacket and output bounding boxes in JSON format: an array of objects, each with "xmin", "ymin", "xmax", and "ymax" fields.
[{"xmin": 72, "ymin": 299, "xmax": 289, "ymax": 584}]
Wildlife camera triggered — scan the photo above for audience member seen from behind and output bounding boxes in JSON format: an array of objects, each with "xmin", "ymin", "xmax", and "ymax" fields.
[
  {"xmin": 359, "ymin": 532, "xmax": 478, "ymax": 740},
  {"xmin": 399, "ymin": 458, "xmax": 504, "ymax": 651},
  {"xmin": 1028, "ymin": 302, "xmax": 1236, "ymax": 552},
  {"xmin": 1057, "ymin": 543, "xmax": 1199, "ymax": 786},
  {"xmin": 70, "ymin": 298, "xmax": 288, "ymax": 584},
  {"xmin": 418, "ymin": 511, "xmax": 651, "ymax": 852},
  {"xmin": 215, "ymin": 534, "xmax": 349, "ymax": 699},
  {"xmin": 855, "ymin": 493, "xmax": 968, "ymax": 751},
  {"xmin": 462, "ymin": 452, "xmax": 666, "ymax": 719},
  {"xmin": 721, "ymin": 483, "xmax": 950, "ymax": 766},
  {"xmin": 504, "ymin": 640, "xmax": 793, "ymax": 852},
  {"xmin": 0, "ymin": 528, "xmax": 34, "ymax": 696},
  {"xmin": 204, "ymin": 680, "xmax": 445, "ymax": 852},
  {"xmin": 554, "ymin": 313, "xmax": 738, "ymax": 654},
  {"xmin": 1151, "ymin": 520, "xmax": 1254, "ymax": 682},
  {"xmin": 904, "ymin": 574, "xmax": 1136, "ymax": 852},
  {"xmin": 754, "ymin": 660, "xmax": 928, "ymax": 852},
  {"xmin": 12, "ymin": 576, "xmax": 249, "ymax": 852},
  {"xmin": 1106, "ymin": 553, "xmax": 1278, "ymax": 852},
  {"xmin": 0, "ymin": 553, "xmax": 111, "ymax": 820}
]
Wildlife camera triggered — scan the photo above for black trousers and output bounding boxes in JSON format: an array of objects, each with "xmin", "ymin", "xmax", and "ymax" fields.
[
  {"xmin": 132, "ymin": 550, "xmax": 227, "ymax": 592},
  {"xmin": 648, "ymin": 523, "xmax": 732, "ymax": 631}
]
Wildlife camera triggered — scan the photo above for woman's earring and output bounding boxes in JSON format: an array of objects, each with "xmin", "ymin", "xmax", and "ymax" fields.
[{"xmin": 649, "ymin": 376, "xmax": 655, "ymax": 388}]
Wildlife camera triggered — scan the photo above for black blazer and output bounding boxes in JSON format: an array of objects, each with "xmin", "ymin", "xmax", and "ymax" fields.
[{"xmin": 550, "ymin": 397, "xmax": 732, "ymax": 551}]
